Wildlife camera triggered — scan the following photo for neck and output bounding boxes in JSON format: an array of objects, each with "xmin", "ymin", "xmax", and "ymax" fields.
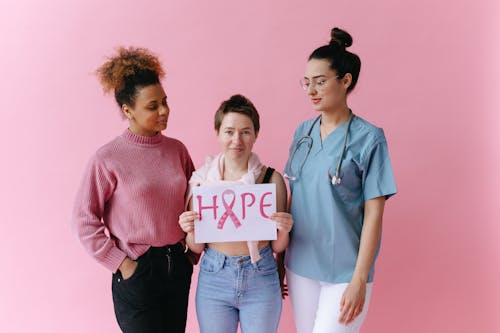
[
  {"xmin": 222, "ymin": 155, "xmax": 249, "ymax": 181},
  {"xmin": 321, "ymin": 105, "xmax": 351, "ymax": 127},
  {"xmin": 128, "ymin": 125, "xmax": 159, "ymax": 137}
]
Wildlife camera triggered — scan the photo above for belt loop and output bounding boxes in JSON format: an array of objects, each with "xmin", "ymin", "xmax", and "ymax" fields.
[{"xmin": 221, "ymin": 253, "xmax": 227, "ymax": 268}]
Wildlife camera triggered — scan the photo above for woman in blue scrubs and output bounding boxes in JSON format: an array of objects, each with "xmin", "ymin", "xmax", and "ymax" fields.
[{"xmin": 282, "ymin": 27, "xmax": 397, "ymax": 333}]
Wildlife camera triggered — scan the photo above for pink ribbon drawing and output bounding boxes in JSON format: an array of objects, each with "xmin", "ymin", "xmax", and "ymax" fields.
[{"xmin": 217, "ymin": 189, "xmax": 242, "ymax": 229}]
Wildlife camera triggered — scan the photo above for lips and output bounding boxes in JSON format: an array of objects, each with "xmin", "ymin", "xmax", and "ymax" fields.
[{"xmin": 311, "ymin": 98, "xmax": 321, "ymax": 104}]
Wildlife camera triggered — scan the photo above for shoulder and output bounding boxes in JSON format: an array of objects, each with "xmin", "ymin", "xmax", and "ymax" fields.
[
  {"xmin": 161, "ymin": 136, "xmax": 190, "ymax": 152},
  {"xmin": 266, "ymin": 167, "xmax": 286, "ymax": 189},
  {"xmin": 93, "ymin": 135, "xmax": 123, "ymax": 163},
  {"xmin": 294, "ymin": 117, "xmax": 318, "ymax": 137},
  {"xmin": 190, "ymin": 154, "xmax": 219, "ymax": 183},
  {"xmin": 271, "ymin": 172, "xmax": 286, "ymax": 192},
  {"xmin": 161, "ymin": 136, "xmax": 193, "ymax": 163},
  {"xmin": 351, "ymin": 116, "xmax": 392, "ymax": 165},
  {"xmin": 351, "ymin": 116, "xmax": 387, "ymax": 146},
  {"xmin": 267, "ymin": 169, "xmax": 287, "ymax": 208}
]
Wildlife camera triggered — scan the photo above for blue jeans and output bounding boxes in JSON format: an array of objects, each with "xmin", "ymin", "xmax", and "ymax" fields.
[{"xmin": 196, "ymin": 245, "xmax": 282, "ymax": 333}]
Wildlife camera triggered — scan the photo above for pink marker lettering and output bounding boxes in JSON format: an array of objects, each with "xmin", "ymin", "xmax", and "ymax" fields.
[
  {"xmin": 259, "ymin": 192, "xmax": 273, "ymax": 218},
  {"xmin": 196, "ymin": 195, "xmax": 218, "ymax": 220},
  {"xmin": 240, "ymin": 192, "xmax": 256, "ymax": 219}
]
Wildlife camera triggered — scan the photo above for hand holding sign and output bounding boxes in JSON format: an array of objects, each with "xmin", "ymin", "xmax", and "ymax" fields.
[
  {"xmin": 178, "ymin": 211, "xmax": 199, "ymax": 233},
  {"xmin": 192, "ymin": 184, "xmax": 277, "ymax": 243}
]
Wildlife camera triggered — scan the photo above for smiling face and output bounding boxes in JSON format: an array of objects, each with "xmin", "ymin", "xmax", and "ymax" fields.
[
  {"xmin": 217, "ymin": 112, "xmax": 258, "ymax": 162},
  {"xmin": 122, "ymin": 83, "xmax": 169, "ymax": 137},
  {"xmin": 304, "ymin": 58, "xmax": 352, "ymax": 113}
]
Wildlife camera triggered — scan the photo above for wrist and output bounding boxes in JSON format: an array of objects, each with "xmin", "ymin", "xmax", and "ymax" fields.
[
  {"xmin": 119, "ymin": 257, "xmax": 133, "ymax": 271},
  {"xmin": 277, "ymin": 229, "xmax": 291, "ymax": 236},
  {"xmin": 351, "ymin": 273, "xmax": 368, "ymax": 285}
]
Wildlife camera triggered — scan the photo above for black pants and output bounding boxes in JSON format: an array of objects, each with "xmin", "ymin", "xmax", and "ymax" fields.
[{"xmin": 112, "ymin": 243, "xmax": 193, "ymax": 333}]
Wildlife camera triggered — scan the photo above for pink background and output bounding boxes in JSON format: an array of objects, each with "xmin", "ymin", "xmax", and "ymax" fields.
[{"xmin": 1, "ymin": 0, "xmax": 499, "ymax": 332}]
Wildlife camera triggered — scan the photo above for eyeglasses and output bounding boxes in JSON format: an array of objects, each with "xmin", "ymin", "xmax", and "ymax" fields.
[{"xmin": 299, "ymin": 75, "xmax": 340, "ymax": 91}]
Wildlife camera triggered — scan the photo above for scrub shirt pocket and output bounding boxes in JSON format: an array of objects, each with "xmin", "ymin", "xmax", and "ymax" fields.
[{"xmin": 331, "ymin": 159, "xmax": 362, "ymax": 202}]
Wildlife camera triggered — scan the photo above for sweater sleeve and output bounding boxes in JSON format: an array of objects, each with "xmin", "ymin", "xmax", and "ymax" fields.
[
  {"xmin": 72, "ymin": 153, "xmax": 127, "ymax": 272},
  {"xmin": 184, "ymin": 147, "xmax": 195, "ymax": 189},
  {"xmin": 185, "ymin": 155, "xmax": 213, "ymax": 203}
]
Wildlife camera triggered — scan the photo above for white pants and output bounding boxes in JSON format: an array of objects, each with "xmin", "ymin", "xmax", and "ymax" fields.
[{"xmin": 287, "ymin": 269, "xmax": 373, "ymax": 333}]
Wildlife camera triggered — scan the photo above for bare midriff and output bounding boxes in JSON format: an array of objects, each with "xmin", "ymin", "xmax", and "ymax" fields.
[{"xmin": 207, "ymin": 241, "xmax": 270, "ymax": 256}]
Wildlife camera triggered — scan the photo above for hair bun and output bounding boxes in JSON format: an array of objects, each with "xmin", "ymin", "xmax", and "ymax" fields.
[
  {"xmin": 96, "ymin": 46, "xmax": 165, "ymax": 94},
  {"xmin": 329, "ymin": 27, "xmax": 353, "ymax": 49}
]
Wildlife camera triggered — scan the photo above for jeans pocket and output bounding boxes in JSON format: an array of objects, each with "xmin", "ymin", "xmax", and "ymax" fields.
[
  {"xmin": 124, "ymin": 263, "xmax": 139, "ymax": 282},
  {"xmin": 199, "ymin": 253, "xmax": 224, "ymax": 274},
  {"xmin": 255, "ymin": 253, "xmax": 278, "ymax": 275},
  {"xmin": 121, "ymin": 257, "xmax": 148, "ymax": 283},
  {"xmin": 113, "ymin": 259, "xmax": 152, "ymax": 307}
]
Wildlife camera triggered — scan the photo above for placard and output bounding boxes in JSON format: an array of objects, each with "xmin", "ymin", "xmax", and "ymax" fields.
[{"xmin": 192, "ymin": 183, "xmax": 277, "ymax": 243}]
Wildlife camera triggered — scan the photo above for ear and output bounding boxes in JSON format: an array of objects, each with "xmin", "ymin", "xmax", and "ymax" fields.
[
  {"xmin": 121, "ymin": 104, "xmax": 133, "ymax": 120},
  {"xmin": 341, "ymin": 73, "xmax": 353, "ymax": 91}
]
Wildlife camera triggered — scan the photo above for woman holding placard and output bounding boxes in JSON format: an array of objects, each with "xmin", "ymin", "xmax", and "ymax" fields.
[{"xmin": 178, "ymin": 94, "xmax": 293, "ymax": 333}]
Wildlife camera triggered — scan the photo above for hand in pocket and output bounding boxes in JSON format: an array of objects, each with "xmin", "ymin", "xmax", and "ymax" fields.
[{"xmin": 119, "ymin": 257, "xmax": 139, "ymax": 280}]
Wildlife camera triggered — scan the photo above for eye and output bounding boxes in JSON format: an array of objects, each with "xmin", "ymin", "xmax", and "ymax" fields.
[
  {"xmin": 317, "ymin": 80, "xmax": 327, "ymax": 86},
  {"xmin": 148, "ymin": 104, "xmax": 158, "ymax": 110},
  {"xmin": 242, "ymin": 130, "xmax": 252, "ymax": 135},
  {"xmin": 225, "ymin": 130, "xmax": 233, "ymax": 135}
]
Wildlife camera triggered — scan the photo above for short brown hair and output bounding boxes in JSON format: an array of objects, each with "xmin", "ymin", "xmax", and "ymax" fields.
[{"xmin": 214, "ymin": 94, "xmax": 260, "ymax": 133}]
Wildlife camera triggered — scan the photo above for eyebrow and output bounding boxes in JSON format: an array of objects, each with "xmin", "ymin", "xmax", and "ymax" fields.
[
  {"xmin": 304, "ymin": 74, "xmax": 327, "ymax": 80},
  {"xmin": 147, "ymin": 96, "xmax": 167, "ymax": 104},
  {"xmin": 223, "ymin": 126, "xmax": 252, "ymax": 130}
]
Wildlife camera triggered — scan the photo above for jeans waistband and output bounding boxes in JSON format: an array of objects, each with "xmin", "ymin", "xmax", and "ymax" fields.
[
  {"xmin": 204, "ymin": 244, "xmax": 272, "ymax": 266},
  {"xmin": 147, "ymin": 242, "xmax": 185, "ymax": 256}
]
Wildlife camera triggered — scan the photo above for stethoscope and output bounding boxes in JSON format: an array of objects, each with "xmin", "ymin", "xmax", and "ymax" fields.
[{"xmin": 284, "ymin": 111, "xmax": 355, "ymax": 185}]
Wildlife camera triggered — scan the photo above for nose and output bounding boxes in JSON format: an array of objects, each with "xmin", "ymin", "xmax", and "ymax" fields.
[
  {"xmin": 159, "ymin": 103, "xmax": 169, "ymax": 116},
  {"xmin": 231, "ymin": 133, "xmax": 241, "ymax": 144},
  {"xmin": 307, "ymin": 83, "xmax": 317, "ymax": 96}
]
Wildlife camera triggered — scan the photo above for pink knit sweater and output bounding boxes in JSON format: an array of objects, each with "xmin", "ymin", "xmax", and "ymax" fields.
[{"xmin": 72, "ymin": 129, "xmax": 194, "ymax": 272}]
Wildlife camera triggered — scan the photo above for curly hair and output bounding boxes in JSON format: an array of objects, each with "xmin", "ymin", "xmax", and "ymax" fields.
[{"xmin": 96, "ymin": 47, "xmax": 165, "ymax": 107}]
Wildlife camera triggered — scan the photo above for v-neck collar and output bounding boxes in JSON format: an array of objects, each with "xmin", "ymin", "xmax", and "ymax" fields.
[{"xmin": 311, "ymin": 116, "xmax": 352, "ymax": 155}]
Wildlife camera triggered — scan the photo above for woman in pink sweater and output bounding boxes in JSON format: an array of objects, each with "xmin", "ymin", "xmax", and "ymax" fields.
[{"xmin": 72, "ymin": 47, "xmax": 195, "ymax": 333}]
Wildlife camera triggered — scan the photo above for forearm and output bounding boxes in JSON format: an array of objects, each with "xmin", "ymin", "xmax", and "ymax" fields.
[
  {"xmin": 352, "ymin": 197, "xmax": 385, "ymax": 283},
  {"xmin": 185, "ymin": 231, "xmax": 205, "ymax": 254},
  {"xmin": 271, "ymin": 230, "xmax": 289, "ymax": 253},
  {"xmin": 270, "ymin": 172, "xmax": 292, "ymax": 254},
  {"xmin": 73, "ymin": 207, "xmax": 126, "ymax": 272}
]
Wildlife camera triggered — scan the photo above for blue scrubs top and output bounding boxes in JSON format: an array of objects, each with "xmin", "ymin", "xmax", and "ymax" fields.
[{"xmin": 285, "ymin": 115, "xmax": 397, "ymax": 283}]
